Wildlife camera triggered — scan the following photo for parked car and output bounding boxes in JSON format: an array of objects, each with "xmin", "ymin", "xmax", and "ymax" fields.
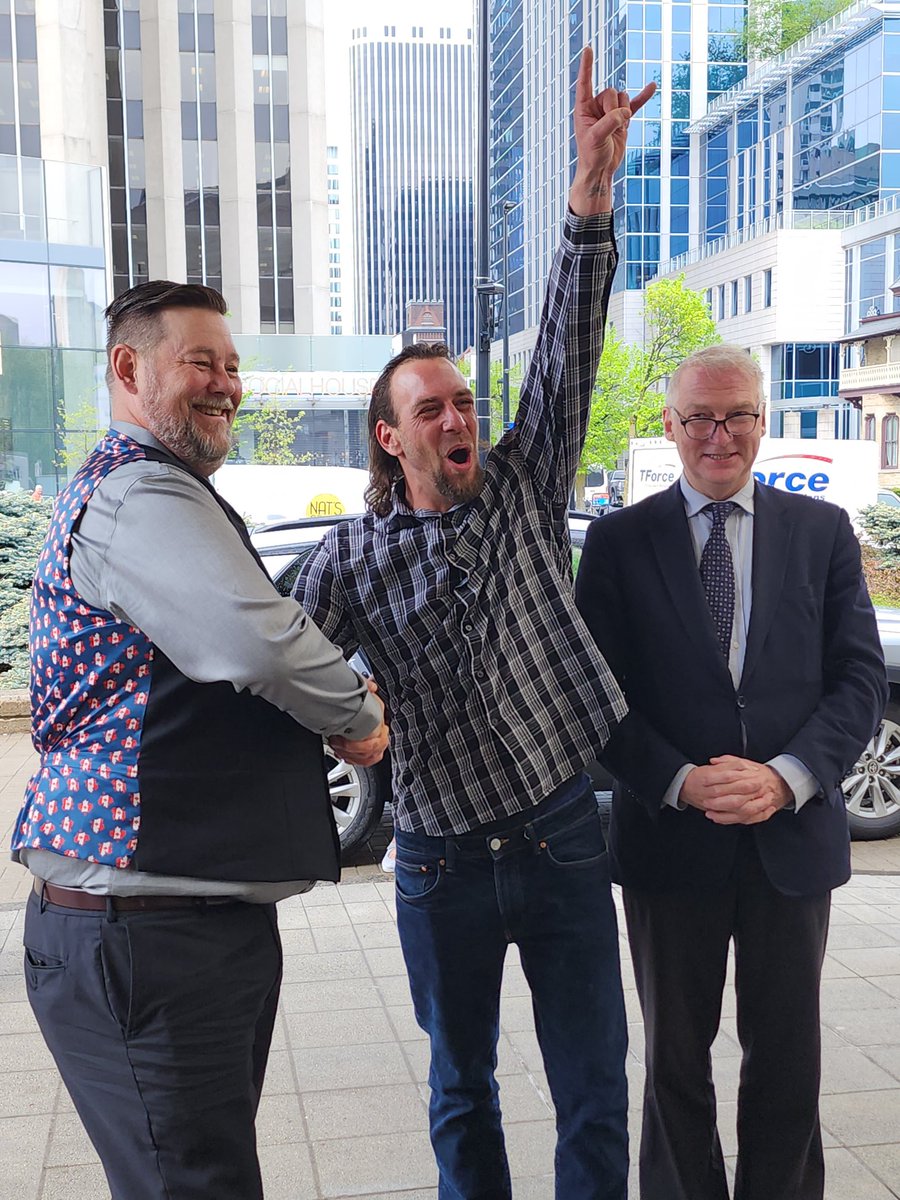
[
  {"xmin": 255, "ymin": 513, "xmax": 900, "ymax": 849},
  {"xmin": 876, "ymin": 489, "xmax": 900, "ymax": 508},
  {"xmin": 608, "ymin": 469, "xmax": 626, "ymax": 507}
]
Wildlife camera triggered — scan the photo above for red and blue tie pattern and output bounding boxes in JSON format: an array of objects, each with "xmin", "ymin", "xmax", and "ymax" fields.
[{"xmin": 13, "ymin": 433, "xmax": 154, "ymax": 868}]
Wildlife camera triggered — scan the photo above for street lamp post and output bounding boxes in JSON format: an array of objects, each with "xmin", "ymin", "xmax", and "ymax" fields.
[{"xmin": 501, "ymin": 200, "xmax": 515, "ymax": 427}]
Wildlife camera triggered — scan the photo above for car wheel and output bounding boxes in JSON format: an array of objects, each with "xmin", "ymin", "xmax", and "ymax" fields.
[
  {"xmin": 842, "ymin": 700, "xmax": 900, "ymax": 840},
  {"xmin": 324, "ymin": 747, "xmax": 386, "ymax": 854}
]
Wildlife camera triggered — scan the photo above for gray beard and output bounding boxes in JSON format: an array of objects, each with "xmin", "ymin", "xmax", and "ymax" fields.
[{"xmin": 143, "ymin": 388, "xmax": 233, "ymax": 474}]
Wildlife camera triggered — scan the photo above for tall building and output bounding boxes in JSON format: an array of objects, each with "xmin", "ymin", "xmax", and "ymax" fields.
[
  {"xmin": 325, "ymin": 144, "xmax": 347, "ymax": 335},
  {"xmin": 350, "ymin": 23, "xmax": 475, "ymax": 356},
  {"xmin": 656, "ymin": 0, "xmax": 900, "ymax": 439},
  {"xmin": 0, "ymin": 0, "xmax": 351, "ymax": 494},
  {"xmin": 103, "ymin": 0, "xmax": 329, "ymax": 335},
  {"xmin": 486, "ymin": 0, "xmax": 747, "ymax": 355}
]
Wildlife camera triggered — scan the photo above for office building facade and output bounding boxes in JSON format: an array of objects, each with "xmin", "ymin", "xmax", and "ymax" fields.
[
  {"xmin": 350, "ymin": 23, "xmax": 475, "ymax": 356},
  {"xmin": 657, "ymin": 0, "xmax": 900, "ymax": 438}
]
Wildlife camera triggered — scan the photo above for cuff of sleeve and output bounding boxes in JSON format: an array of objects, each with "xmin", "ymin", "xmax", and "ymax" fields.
[
  {"xmin": 338, "ymin": 688, "xmax": 383, "ymax": 741},
  {"xmin": 768, "ymin": 754, "xmax": 819, "ymax": 813},
  {"xmin": 564, "ymin": 209, "xmax": 615, "ymax": 247},
  {"xmin": 662, "ymin": 763, "xmax": 696, "ymax": 811}
]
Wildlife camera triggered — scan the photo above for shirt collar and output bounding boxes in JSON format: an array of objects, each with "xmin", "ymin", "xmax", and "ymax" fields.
[
  {"xmin": 384, "ymin": 476, "xmax": 472, "ymax": 530},
  {"xmin": 110, "ymin": 420, "xmax": 169, "ymax": 454},
  {"xmin": 679, "ymin": 474, "xmax": 755, "ymax": 519}
]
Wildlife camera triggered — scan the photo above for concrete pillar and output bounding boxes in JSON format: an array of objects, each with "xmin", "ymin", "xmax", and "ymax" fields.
[
  {"xmin": 288, "ymin": 0, "xmax": 329, "ymax": 335},
  {"xmin": 216, "ymin": 0, "xmax": 260, "ymax": 333},
  {"xmin": 141, "ymin": 0, "xmax": 186, "ymax": 279},
  {"xmin": 35, "ymin": 0, "xmax": 108, "ymax": 169}
]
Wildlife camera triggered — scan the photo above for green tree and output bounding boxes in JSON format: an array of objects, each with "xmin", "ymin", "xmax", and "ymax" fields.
[
  {"xmin": 232, "ymin": 396, "xmax": 310, "ymax": 465},
  {"xmin": 57, "ymin": 395, "xmax": 107, "ymax": 473},
  {"xmin": 583, "ymin": 275, "xmax": 720, "ymax": 471},
  {"xmin": 744, "ymin": 0, "xmax": 853, "ymax": 58}
]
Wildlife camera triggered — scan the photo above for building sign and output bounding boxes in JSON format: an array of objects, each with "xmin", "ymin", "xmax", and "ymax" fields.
[{"xmin": 242, "ymin": 372, "xmax": 380, "ymax": 405}]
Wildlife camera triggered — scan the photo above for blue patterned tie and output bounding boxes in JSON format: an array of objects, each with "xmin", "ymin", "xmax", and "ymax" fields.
[{"xmin": 699, "ymin": 502, "xmax": 736, "ymax": 658}]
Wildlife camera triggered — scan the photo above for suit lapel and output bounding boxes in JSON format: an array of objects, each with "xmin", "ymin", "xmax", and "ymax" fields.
[
  {"xmin": 742, "ymin": 482, "xmax": 792, "ymax": 687},
  {"xmin": 647, "ymin": 483, "xmax": 729, "ymax": 666}
]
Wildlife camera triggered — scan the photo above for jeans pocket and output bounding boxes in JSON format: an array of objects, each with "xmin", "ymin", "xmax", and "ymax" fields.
[
  {"xmin": 24, "ymin": 945, "xmax": 66, "ymax": 991},
  {"xmin": 540, "ymin": 809, "xmax": 607, "ymax": 869},
  {"xmin": 395, "ymin": 854, "xmax": 445, "ymax": 904}
]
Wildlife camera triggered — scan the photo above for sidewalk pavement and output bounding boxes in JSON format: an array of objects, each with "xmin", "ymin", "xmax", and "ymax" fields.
[{"xmin": 1, "ymin": 730, "xmax": 899, "ymax": 1200}]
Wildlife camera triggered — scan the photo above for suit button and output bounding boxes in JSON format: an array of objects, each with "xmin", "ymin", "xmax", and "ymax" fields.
[{"xmin": 736, "ymin": 694, "xmax": 746, "ymax": 709}]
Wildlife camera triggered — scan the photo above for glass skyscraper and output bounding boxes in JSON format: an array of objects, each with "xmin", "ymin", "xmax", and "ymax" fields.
[{"xmin": 350, "ymin": 24, "xmax": 475, "ymax": 357}]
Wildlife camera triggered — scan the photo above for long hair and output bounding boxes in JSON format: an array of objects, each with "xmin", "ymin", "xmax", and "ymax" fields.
[{"xmin": 365, "ymin": 341, "xmax": 453, "ymax": 516}]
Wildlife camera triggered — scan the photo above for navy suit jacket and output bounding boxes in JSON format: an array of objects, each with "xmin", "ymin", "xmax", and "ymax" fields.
[{"xmin": 575, "ymin": 481, "xmax": 888, "ymax": 897}]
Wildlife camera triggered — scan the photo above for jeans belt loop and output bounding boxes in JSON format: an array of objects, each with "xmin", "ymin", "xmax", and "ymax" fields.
[
  {"xmin": 443, "ymin": 836, "xmax": 457, "ymax": 874},
  {"xmin": 105, "ymin": 896, "xmax": 118, "ymax": 924}
]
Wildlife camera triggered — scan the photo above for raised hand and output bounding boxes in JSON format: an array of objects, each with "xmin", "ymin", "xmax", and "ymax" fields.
[{"xmin": 570, "ymin": 46, "xmax": 656, "ymax": 215}]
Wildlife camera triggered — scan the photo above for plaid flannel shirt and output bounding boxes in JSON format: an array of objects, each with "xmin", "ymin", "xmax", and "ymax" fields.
[{"xmin": 295, "ymin": 211, "xmax": 627, "ymax": 835}]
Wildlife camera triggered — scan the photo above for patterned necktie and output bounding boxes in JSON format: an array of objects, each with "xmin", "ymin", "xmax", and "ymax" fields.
[{"xmin": 699, "ymin": 501, "xmax": 736, "ymax": 658}]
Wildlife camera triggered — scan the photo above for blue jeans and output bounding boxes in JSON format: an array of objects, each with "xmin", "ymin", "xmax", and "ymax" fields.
[{"xmin": 395, "ymin": 777, "xmax": 628, "ymax": 1200}]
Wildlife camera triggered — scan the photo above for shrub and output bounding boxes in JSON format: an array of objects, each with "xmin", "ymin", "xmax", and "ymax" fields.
[{"xmin": 0, "ymin": 491, "xmax": 52, "ymax": 689}]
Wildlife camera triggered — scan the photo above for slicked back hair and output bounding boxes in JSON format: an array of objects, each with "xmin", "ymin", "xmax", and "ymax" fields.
[
  {"xmin": 365, "ymin": 341, "xmax": 454, "ymax": 516},
  {"xmin": 104, "ymin": 280, "xmax": 228, "ymax": 386},
  {"xmin": 667, "ymin": 344, "xmax": 764, "ymax": 410}
]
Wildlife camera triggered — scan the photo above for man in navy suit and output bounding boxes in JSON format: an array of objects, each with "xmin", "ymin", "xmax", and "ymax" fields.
[{"xmin": 575, "ymin": 345, "xmax": 887, "ymax": 1200}]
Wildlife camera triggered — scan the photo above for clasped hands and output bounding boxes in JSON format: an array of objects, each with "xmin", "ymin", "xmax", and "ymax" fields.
[
  {"xmin": 679, "ymin": 757, "xmax": 793, "ymax": 825},
  {"xmin": 328, "ymin": 677, "xmax": 389, "ymax": 768}
]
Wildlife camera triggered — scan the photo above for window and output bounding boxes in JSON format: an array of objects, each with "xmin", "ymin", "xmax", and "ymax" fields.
[
  {"xmin": 764, "ymin": 268, "xmax": 772, "ymax": 307},
  {"xmin": 864, "ymin": 414, "xmax": 876, "ymax": 440},
  {"xmin": 718, "ymin": 284, "xmax": 725, "ymax": 320},
  {"xmin": 731, "ymin": 280, "xmax": 738, "ymax": 317},
  {"xmin": 883, "ymin": 414, "xmax": 899, "ymax": 468},
  {"xmin": 744, "ymin": 275, "xmax": 752, "ymax": 313}
]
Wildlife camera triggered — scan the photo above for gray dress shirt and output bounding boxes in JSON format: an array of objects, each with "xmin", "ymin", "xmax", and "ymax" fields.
[{"xmin": 21, "ymin": 421, "xmax": 382, "ymax": 899}]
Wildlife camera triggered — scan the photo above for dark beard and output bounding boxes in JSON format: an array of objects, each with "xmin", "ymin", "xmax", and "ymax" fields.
[{"xmin": 433, "ymin": 460, "xmax": 485, "ymax": 506}]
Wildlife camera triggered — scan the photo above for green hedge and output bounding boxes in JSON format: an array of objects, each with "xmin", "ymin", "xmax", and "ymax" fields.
[{"xmin": 0, "ymin": 491, "xmax": 52, "ymax": 689}]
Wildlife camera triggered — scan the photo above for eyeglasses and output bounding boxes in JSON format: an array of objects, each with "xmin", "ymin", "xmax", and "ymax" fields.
[{"xmin": 670, "ymin": 407, "xmax": 761, "ymax": 441}]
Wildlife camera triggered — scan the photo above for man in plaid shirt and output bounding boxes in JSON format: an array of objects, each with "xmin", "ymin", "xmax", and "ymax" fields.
[{"xmin": 296, "ymin": 50, "xmax": 654, "ymax": 1199}]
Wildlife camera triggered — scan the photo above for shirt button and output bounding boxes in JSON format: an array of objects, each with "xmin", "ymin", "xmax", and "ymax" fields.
[
  {"xmin": 475, "ymin": 669, "xmax": 485, "ymax": 679},
  {"xmin": 489, "ymin": 837, "xmax": 503, "ymax": 850},
  {"xmin": 731, "ymin": 641, "xmax": 739, "ymax": 651},
  {"xmin": 463, "ymin": 622, "xmax": 473, "ymax": 633}
]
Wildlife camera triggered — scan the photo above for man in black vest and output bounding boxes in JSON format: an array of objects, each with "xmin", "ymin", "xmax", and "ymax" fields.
[{"xmin": 14, "ymin": 282, "xmax": 388, "ymax": 1200}]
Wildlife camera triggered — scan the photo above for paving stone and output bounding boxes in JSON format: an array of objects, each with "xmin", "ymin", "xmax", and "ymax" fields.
[
  {"xmin": 284, "ymin": 1005, "xmax": 396, "ymax": 1050},
  {"xmin": 313, "ymin": 1128, "xmax": 437, "ymax": 1197},
  {"xmin": 822, "ymin": 1146, "xmax": 900, "ymax": 1199},
  {"xmin": 44, "ymin": 1111, "xmax": 99, "ymax": 1167},
  {"xmin": 386, "ymin": 1003, "xmax": 426, "ymax": 1043},
  {"xmin": 820, "ymin": 1087, "xmax": 900, "ymax": 1146},
  {"xmin": 280, "ymin": 977, "xmax": 383, "ymax": 1014},
  {"xmin": 280, "ymin": 949, "xmax": 370, "ymax": 984},
  {"xmin": 862, "ymin": 1044, "xmax": 900, "ymax": 1081},
  {"xmin": 311, "ymin": 924, "xmax": 361, "ymax": 953},
  {"xmin": 40, "ymin": 1163, "xmax": 110, "ymax": 1199},
  {"xmin": 829, "ymin": 945, "xmax": 900, "ymax": 976},
  {"xmin": 291, "ymin": 1041, "xmax": 414, "ymax": 1092},
  {"xmin": 853, "ymin": 1142, "xmax": 900, "ymax": 1194},
  {"xmin": 258, "ymin": 1141, "xmax": 318, "ymax": 1200},
  {"xmin": 820, "ymin": 976, "xmax": 900, "ymax": 1014},
  {"xmin": 0, "ymin": 1068, "xmax": 58, "ymax": 1117},
  {"xmin": 302, "ymin": 1082, "xmax": 428, "ymax": 1141},
  {"xmin": 355, "ymin": 922, "xmax": 402, "ymax": 949},
  {"xmin": 497, "ymin": 1072, "xmax": 554, "ymax": 1123},
  {"xmin": 255, "ymin": 1093, "xmax": 307, "ymax": 1147}
]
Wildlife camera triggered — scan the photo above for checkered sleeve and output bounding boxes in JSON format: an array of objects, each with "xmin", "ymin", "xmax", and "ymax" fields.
[
  {"xmin": 292, "ymin": 527, "xmax": 361, "ymax": 659},
  {"xmin": 513, "ymin": 212, "xmax": 617, "ymax": 505}
]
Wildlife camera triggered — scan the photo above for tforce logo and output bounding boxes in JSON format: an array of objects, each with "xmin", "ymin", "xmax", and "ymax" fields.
[{"xmin": 752, "ymin": 454, "xmax": 831, "ymax": 495}]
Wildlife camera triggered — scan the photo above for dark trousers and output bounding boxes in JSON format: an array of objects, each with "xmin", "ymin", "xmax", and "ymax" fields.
[
  {"xmin": 395, "ymin": 779, "xmax": 629, "ymax": 1200},
  {"xmin": 24, "ymin": 890, "xmax": 282, "ymax": 1200},
  {"xmin": 623, "ymin": 833, "xmax": 831, "ymax": 1200}
]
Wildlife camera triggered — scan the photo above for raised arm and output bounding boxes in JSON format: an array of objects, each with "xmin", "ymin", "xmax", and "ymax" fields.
[{"xmin": 513, "ymin": 48, "xmax": 655, "ymax": 501}]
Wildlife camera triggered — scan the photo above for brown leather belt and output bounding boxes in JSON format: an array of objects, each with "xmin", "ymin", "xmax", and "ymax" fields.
[{"xmin": 34, "ymin": 880, "xmax": 238, "ymax": 913}]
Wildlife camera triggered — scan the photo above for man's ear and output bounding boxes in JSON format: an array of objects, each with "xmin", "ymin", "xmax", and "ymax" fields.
[
  {"xmin": 109, "ymin": 343, "xmax": 140, "ymax": 394},
  {"xmin": 375, "ymin": 419, "xmax": 402, "ymax": 459},
  {"xmin": 662, "ymin": 406, "xmax": 675, "ymax": 442}
]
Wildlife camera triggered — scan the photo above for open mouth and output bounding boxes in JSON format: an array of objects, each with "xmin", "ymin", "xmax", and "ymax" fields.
[
  {"xmin": 193, "ymin": 404, "xmax": 232, "ymax": 420},
  {"xmin": 447, "ymin": 447, "xmax": 471, "ymax": 466}
]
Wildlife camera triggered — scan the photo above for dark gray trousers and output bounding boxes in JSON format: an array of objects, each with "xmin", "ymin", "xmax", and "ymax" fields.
[
  {"xmin": 623, "ymin": 833, "xmax": 831, "ymax": 1200},
  {"xmin": 24, "ymin": 890, "xmax": 282, "ymax": 1200}
]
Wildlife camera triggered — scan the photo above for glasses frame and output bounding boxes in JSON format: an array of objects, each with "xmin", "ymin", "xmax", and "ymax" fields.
[{"xmin": 669, "ymin": 406, "xmax": 762, "ymax": 441}]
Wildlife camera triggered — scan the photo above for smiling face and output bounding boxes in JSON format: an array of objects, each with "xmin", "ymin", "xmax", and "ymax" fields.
[
  {"xmin": 376, "ymin": 357, "xmax": 483, "ymax": 511},
  {"xmin": 120, "ymin": 308, "xmax": 242, "ymax": 476},
  {"xmin": 663, "ymin": 363, "xmax": 765, "ymax": 500}
]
